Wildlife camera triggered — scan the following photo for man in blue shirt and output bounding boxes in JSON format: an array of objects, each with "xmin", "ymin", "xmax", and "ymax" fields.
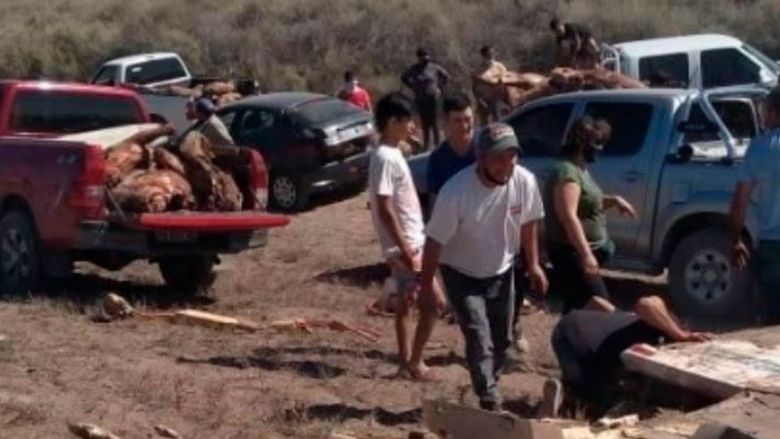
[
  {"xmin": 730, "ymin": 86, "xmax": 780, "ymax": 324},
  {"xmin": 426, "ymin": 92, "xmax": 476, "ymax": 212}
]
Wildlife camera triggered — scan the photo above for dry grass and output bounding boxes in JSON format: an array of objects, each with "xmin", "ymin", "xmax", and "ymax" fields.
[{"xmin": 0, "ymin": 0, "xmax": 776, "ymax": 97}]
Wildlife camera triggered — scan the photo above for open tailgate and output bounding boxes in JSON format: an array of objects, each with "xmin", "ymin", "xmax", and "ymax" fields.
[{"xmin": 124, "ymin": 211, "xmax": 290, "ymax": 232}]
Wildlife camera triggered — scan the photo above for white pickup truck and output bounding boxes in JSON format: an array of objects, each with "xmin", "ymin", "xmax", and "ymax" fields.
[{"xmin": 601, "ymin": 34, "xmax": 779, "ymax": 89}]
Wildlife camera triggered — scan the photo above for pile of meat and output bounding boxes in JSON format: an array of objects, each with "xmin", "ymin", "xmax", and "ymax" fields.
[
  {"xmin": 474, "ymin": 67, "xmax": 647, "ymax": 115},
  {"xmin": 104, "ymin": 125, "xmax": 247, "ymax": 214},
  {"xmin": 162, "ymin": 80, "xmax": 248, "ymax": 107}
]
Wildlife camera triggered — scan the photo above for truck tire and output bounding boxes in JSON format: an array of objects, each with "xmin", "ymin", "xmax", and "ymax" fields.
[
  {"xmin": 271, "ymin": 172, "xmax": 309, "ymax": 212},
  {"xmin": 0, "ymin": 211, "xmax": 41, "ymax": 295},
  {"xmin": 158, "ymin": 255, "xmax": 216, "ymax": 296},
  {"xmin": 668, "ymin": 227, "xmax": 753, "ymax": 317}
]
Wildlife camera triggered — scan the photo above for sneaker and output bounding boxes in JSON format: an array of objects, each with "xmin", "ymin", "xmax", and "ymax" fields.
[{"xmin": 538, "ymin": 379, "xmax": 563, "ymax": 419}]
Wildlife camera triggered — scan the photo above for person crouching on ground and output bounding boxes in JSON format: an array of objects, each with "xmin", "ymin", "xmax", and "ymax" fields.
[
  {"xmin": 369, "ymin": 92, "xmax": 443, "ymax": 381},
  {"xmin": 419, "ymin": 123, "xmax": 548, "ymax": 411},
  {"xmin": 540, "ymin": 295, "xmax": 711, "ymax": 417}
]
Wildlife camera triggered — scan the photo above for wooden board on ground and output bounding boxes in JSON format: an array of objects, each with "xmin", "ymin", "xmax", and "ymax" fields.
[
  {"xmin": 422, "ymin": 400, "xmax": 564, "ymax": 439},
  {"xmin": 621, "ymin": 340, "xmax": 780, "ymax": 400},
  {"xmin": 170, "ymin": 309, "xmax": 259, "ymax": 332}
]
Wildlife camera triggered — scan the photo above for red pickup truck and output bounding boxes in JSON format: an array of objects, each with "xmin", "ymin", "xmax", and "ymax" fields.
[{"xmin": 0, "ymin": 81, "xmax": 289, "ymax": 295}]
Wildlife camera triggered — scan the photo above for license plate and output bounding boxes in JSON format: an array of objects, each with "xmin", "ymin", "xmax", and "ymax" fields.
[{"xmin": 154, "ymin": 230, "xmax": 197, "ymax": 243}]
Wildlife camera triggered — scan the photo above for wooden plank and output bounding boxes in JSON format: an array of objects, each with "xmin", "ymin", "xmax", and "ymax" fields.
[
  {"xmin": 171, "ymin": 309, "xmax": 259, "ymax": 332},
  {"xmin": 620, "ymin": 341, "xmax": 780, "ymax": 399},
  {"xmin": 422, "ymin": 400, "xmax": 564, "ymax": 439}
]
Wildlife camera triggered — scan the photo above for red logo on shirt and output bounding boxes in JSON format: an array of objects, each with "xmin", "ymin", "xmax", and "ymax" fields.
[{"xmin": 510, "ymin": 205, "xmax": 523, "ymax": 215}]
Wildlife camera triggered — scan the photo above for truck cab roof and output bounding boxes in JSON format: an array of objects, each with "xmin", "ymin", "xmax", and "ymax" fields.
[
  {"xmin": 100, "ymin": 52, "xmax": 182, "ymax": 67},
  {"xmin": 614, "ymin": 34, "xmax": 743, "ymax": 58}
]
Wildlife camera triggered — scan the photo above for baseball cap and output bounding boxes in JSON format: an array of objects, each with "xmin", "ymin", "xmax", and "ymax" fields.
[
  {"xmin": 477, "ymin": 123, "xmax": 521, "ymax": 155},
  {"xmin": 195, "ymin": 97, "xmax": 216, "ymax": 115}
]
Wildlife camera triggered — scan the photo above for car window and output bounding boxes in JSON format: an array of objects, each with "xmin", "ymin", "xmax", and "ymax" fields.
[
  {"xmin": 11, "ymin": 91, "xmax": 142, "ymax": 134},
  {"xmin": 583, "ymin": 102, "xmax": 653, "ymax": 156},
  {"xmin": 639, "ymin": 54, "xmax": 689, "ymax": 87},
  {"xmin": 293, "ymin": 98, "xmax": 364, "ymax": 125},
  {"xmin": 92, "ymin": 66, "xmax": 118, "ymax": 85},
  {"xmin": 702, "ymin": 48, "xmax": 760, "ymax": 88},
  {"xmin": 506, "ymin": 103, "xmax": 574, "ymax": 157},
  {"xmin": 237, "ymin": 109, "xmax": 276, "ymax": 143},
  {"xmin": 743, "ymin": 44, "xmax": 780, "ymax": 76},
  {"xmin": 684, "ymin": 101, "xmax": 757, "ymax": 144},
  {"xmin": 125, "ymin": 57, "xmax": 187, "ymax": 85}
]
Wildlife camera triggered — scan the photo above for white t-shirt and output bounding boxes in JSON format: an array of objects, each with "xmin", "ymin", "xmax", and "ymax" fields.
[
  {"xmin": 425, "ymin": 163, "xmax": 544, "ymax": 279},
  {"xmin": 369, "ymin": 145, "xmax": 426, "ymax": 258}
]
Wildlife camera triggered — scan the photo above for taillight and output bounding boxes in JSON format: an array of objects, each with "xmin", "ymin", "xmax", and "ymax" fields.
[
  {"xmin": 248, "ymin": 149, "xmax": 269, "ymax": 210},
  {"xmin": 68, "ymin": 144, "xmax": 107, "ymax": 219}
]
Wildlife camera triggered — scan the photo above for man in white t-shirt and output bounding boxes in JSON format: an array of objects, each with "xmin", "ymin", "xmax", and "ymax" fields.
[
  {"xmin": 419, "ymin": 122, "xmax": 548, "ymax": 410},
  {"xmin": 369, "ymin": 92, "xmax": 442, "ymax": 381}
]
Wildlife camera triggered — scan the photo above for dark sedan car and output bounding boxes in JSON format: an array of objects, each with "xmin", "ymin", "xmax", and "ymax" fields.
[{"xmin": 217, "ymin": 92, "xmax": 373, "ymax": 211}]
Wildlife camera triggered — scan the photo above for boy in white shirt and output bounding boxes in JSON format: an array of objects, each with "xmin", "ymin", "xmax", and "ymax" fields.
[{"xmin": 369, "ymin": 92, "xmax": 441, "ymax": 380}]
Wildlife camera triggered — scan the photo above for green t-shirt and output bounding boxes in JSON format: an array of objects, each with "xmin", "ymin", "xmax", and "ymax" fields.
[{"xmin": 545, "ymin": 160, "xmax": 608, "ymax": 249}]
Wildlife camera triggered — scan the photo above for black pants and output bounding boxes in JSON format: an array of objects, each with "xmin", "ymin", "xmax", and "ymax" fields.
[
  {"xmin": 548, "ymin": 241, "xmax": 614, "ymax": 314},
  {"xmin": 441, "ymin": 265, "xmax": 514, "ymax": 407},
  {"xmin": 416, "ymin": 95, "xmax": 441, "ymax": 150}
]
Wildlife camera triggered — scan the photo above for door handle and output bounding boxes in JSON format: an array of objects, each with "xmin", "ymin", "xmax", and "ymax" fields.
[{"xmin": 623, "ymin": 171, "xmax": 643, "ymax": 182}]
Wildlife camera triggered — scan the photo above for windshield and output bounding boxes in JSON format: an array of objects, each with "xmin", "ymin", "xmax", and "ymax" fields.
[
  {"xmin": 743, "ymin": 44, "xmax": 780, "ymax": 75},
  {"xmin": 293, "ymin": 98, "xmax": 365, "ymax": 126},
  {"xmin": 126, "ymin": 57, "xmax": 187, "ymax": 85}
]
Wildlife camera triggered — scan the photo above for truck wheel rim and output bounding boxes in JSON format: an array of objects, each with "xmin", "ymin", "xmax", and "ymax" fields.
[
  {"xmin": 684, "ymin": 249, "xmax": 731, "ymax": 305},
  {"xmin": 273, "ymin": 177, "xmax": 297, "ymax": 208},
  {"xmin": 2, "ymin": 228, "xmax": 30, "ymax": 282}
]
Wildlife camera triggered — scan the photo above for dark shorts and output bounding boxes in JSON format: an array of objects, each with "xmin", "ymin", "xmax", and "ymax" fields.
[{"xmin": 548, "ymin": 240, "xmax": 614, "ymax": 314}]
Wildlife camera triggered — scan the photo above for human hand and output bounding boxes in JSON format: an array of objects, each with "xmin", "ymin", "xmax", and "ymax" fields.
[
  {"xmin": 527, "ymin": 264, "xmax": 549, "ymax": 295},
  {"xmin": 615, "ymin": 196, "xmax": 637, "ymax": 219},
  {"xmin": 732, "ymin": 240, "xmax": 750, "ymax": 272}
]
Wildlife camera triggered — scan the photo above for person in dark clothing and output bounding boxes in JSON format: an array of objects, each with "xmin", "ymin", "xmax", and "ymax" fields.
[
  {"xmin": 425, "ymin": 92, "xmax": 476, "ymax": 211},
  {"xmin": 539, "ymin": 295, "xmax": 710, "ymax": 417},
  {"xmin": 550, "ymin": 18, "xmax": 600, "ymax": 69},
  {"xmin": 401, "ymin": 48, "xmax": 451, "ymax": 150}
]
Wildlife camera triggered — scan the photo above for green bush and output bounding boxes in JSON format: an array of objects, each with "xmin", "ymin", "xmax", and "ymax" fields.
[{"xmin": 1, "ymin": 0, "xmax": 778, "ymax": 97}]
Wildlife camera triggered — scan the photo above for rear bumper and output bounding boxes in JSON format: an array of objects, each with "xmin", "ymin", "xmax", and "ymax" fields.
[
  {"xmin": 70, "ymin": 220, "xmax": 271, "ymax": 257},
  {"xmin": 306, "ymin": 153, "xmax": 368, "ymax": 194}
]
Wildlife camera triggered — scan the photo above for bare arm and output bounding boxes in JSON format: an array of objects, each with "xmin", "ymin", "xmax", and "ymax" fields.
[
  {"xmin": 377, "ymin": 195, "xmax": 415, "ymax": 266},
  {"xmin": 729, "ymin": 181, "xmax": 754, "ymax": 244},
  {"xmin": 420, "ymin": 237, "xmax": 442, "ymax": 287},
  {"xmin": 521, "ymin": 220, "xmax": 541, "ymax": 269},
  {"xmin": 729, "ymin": 181, "xmax": 755, "ymax": 270},
  {"xmin": 634, "ymin": 296, "xmax": 710, "ymax": 342},
  {"xmin": 603, "ymin": 194, "xmax": 637, "ymax": 218},
  {"xmin": 521, "ymin": 220, "xmax": 549, "ymax": 295},
  {"xmin": 554, "ymin": 182, "xmax": 593, "ymax": 260}
]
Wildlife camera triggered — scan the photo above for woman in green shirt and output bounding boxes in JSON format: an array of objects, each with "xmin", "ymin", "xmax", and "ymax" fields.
[{"xmin": 545, "ymin": 117, "xmax": 637, "ymax": 313}]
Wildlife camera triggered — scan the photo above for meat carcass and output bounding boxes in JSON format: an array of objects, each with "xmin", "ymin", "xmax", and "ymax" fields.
[
  {"xmin": 111, "ymin": 169, "xmax": 195, "ymax": 213},
  {"xmin": 508, "ymin": 68, "xmax": 647, "ymax": 108},
  {"xmin": 473, "ymin": 71, "xmax": 546, "ymax": 123},
  {"xmin": 104, "ymin": 125, "xmax": 175, "ymax": 187},
  {"xmin": 179, "ymin": 132, "xmax": 243, "ymax": 211}
]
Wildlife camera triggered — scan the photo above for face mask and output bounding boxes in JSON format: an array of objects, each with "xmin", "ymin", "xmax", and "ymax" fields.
[{"xmin": 584, "ymin": 143, "xmax": 603, "ymax": 163}]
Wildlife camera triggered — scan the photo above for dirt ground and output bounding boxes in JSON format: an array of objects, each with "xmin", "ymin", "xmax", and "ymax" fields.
[{"xmin": 0, "ymin": 191, "xmax": 677, "ymax": 439}]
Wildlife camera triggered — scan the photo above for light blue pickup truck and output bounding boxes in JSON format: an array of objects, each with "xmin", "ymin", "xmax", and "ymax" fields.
[{"xmin": 411, "ymin": 87, "xmax": 767, "ymax": 318}]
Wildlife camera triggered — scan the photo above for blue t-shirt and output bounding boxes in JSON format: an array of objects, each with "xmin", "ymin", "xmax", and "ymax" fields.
[
  {"xmin": 426, "ymin": 140, "xmax": 476, "ymax": 195},
  {"xmin": 739, "ymin": 128, "xmax": 780, "ymax": 241}
]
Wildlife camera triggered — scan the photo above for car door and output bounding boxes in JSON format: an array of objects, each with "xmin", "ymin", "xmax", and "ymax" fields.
[{"xmin": 581, "ymin": 100, "xmax": 660, "ymax": 256}]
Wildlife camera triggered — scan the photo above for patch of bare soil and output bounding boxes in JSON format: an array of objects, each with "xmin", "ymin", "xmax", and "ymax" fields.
[{"xmin": 0, "ymin": 191, "xmax": 689, "ymax": 438}]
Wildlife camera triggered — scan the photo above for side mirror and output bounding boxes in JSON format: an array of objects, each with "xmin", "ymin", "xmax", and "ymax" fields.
[{"xmin": 677, "ymin": 144, "xmax": 694, "ymax": 163}]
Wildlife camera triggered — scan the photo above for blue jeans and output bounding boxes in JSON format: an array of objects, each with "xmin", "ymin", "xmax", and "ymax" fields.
[{"xmin": 441, "ymin": 265, "xmax": 515, "ymax": 408}]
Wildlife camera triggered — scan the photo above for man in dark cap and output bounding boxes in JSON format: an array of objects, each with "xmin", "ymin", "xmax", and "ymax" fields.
[
  {"xmin": 550, "ymin": 18, "xmax": 600, "ymax": 69},
  {"xmin": 184, "ymin": 97, "xmax": 235, "ymax": 148},
  {"xmin": 401, "ymin": 48, "xmax": 451, "ymax": 150},
  {"xmin": 419, "ymin": 123, "xmax": 548, "ymax": 411}
]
